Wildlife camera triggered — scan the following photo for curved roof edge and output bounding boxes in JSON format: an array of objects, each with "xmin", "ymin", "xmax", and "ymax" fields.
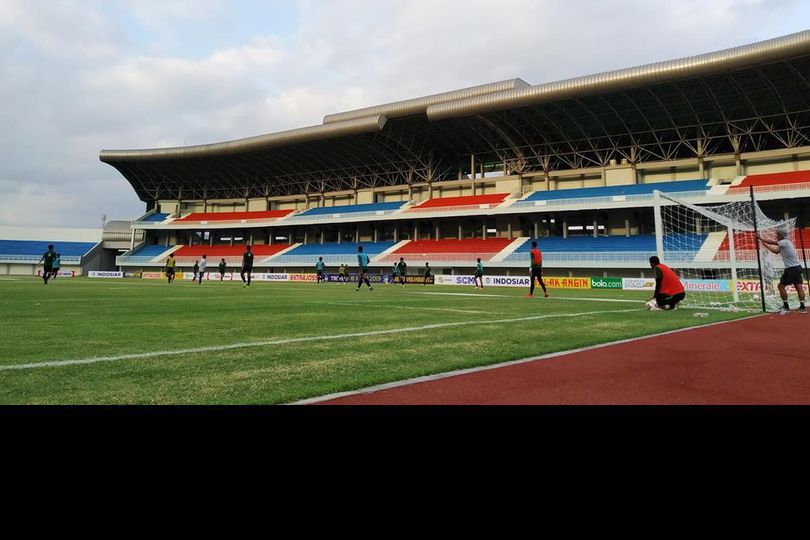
[
  {"xmin": 100, "ymin": 114, "xmax": 388, "ymax": 163},
  {"xmin": 427, "ymin": 29, "xmax": 810, "ymax": 121},
  {"xmin": 322, "ymin": 78, "xmax": 530, "ymax": 124}
]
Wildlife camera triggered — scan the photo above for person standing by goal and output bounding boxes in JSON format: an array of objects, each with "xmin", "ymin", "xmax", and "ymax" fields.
[
  {"xmin": 241, "ymin": 245, "xmax": 254, "ymax": 288},
  {"xmin": 759, "ymin": 229, "xmax": 807, "ymax": 314},
  {"xmin": 527, "ymin": 241, "xmax": 548, "ymax": 298}
]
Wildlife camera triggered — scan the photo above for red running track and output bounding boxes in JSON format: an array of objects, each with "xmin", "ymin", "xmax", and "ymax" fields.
[{"xmin": 318, "ymin": 314, "xmax": 810, "ymax": 405}]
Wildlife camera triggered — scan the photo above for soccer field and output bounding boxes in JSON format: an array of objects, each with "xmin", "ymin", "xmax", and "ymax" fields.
[{"xmin": 0, "ymin": 277, "xmax": 750, "ymax": 404}]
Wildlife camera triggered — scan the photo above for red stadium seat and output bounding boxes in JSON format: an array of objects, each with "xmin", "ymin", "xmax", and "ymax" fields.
[
  {"xmin": 728, "ymin": 171, "xmax": 810, "ymax": 192},
  {"xmin": 380, "ymin": 238, "xmax": 513, "ymax": 263},
  {"xmin": 175, "ymin": 210, "xmax": 293, "ymax": 223},
  {"xmin": 408, "ymin": 194, "xmax": 509, "ymax": 211},
  {"xmin": 172, "ymin": 244, "xmax": 292, "ymax": 265}
]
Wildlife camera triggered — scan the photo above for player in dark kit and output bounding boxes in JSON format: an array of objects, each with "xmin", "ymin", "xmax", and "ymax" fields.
[
  {"xmin": 38, "ymin": 244, "xmax": 57, "ymax": 284},
  {"xmin": 423, "ymin": 262, "xmax": 432, "ymax": 285},
  {"xmin": 218, "ymin": 258, "xmax": 227, "ymax": 282},
  {"xmin": 356, "ymin": 246, "xmax": 374, "ymax": 292},
  {"xmin": 396, "ymin": 257, "xmax": 407, "ymax": 286},
  {"xmin": 315, "ymin": 257, "xmax": 326, "ymax": 283},
  {"xmin": 241, "ymin": 245, "xmax": 254, "ymax": 288},
  {"xmin": 527, "ymin": 241, "xmax": 549, "ymax": 298}
]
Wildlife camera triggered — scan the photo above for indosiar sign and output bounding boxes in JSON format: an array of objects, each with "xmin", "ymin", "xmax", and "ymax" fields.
[
  {"xmin": 485, "ymin": 276, "xmax": 531, "ymax": 288},
  {"xmin": 590, "ymin": 277, "xmax": 623, "ymax": 290},
  {"xmin": 88, "ymin": 271, "xmax": 123, "ymax": 279}
]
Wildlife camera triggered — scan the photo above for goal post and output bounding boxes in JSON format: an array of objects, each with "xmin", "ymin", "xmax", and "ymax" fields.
[{"xmin": 654, "ymin": 189, "xmax": 796, "ymax": 312}]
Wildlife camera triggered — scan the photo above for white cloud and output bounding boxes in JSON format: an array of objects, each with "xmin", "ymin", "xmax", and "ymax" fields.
[{"xmin": 0, "ymin": 0, "xmax": 808, "ymax": 227}]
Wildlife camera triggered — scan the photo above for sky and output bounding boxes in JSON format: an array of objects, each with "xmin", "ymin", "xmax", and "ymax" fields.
[{"xmin": 1, "ymin": 0, "xmax": 809, "ymax": 228}]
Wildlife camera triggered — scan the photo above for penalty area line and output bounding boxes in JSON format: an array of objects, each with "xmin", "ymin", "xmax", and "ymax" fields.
[{"xmin": 0, "ymin": 308, "xmax": 636, "ymax": 372}]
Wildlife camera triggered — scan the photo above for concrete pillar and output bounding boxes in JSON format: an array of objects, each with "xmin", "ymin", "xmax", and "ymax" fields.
[
  {"xmin": 320, "ymin": 230, "xmax": 325, "ymax": 244},
  {"xmin": 563, "ymin": 220, "xmax": 568, "ymax": 240},
  {"xmin": 373, "ymin": 226, "xmax": 378, "ymax": 243},
  {"xmin": 355, "ymin": 228, "xmax": 360, "ymax": 243},
  {"xmin": 304, "ymin": 230, "xmax": 308, "ymax": 245},
  {"xmin": 210, "ymin": 233, "xmax": 213, "ymax": 246},
  {"xmin": 507, "ymin": 221, "xmax": 512, "ymax": 239},
  {"xmin": 470, "ymin": 154, "xmax": 476, "ymax": 180},
  {"xmin": 458, "ymin": 222, "xmax": 463, "ymax": 241},
  {"xmin": 414, "ymin": 224, "xmax": 418, "ymax": 242},
  {"xmin": 130, "ymin": 228, "xmax": 136, "ymax": 251},
  {"xmin": 480, "ymin": 162, "xmax": 485, "ymax": 180},
  {"xmin": 482, "ymin": 223, "xmax": 487, "ymax": 240},
  {"xmin": 435, "ymin": 223, "xmax": 440, "ymax": 241},
  {"xmin": 337, "ymin": 228, "xmax": 341, "ymax": 244},
  {"xmin": 593, "ymin": 219, "xmax": 598, "ymax": 239},
  {"xmin": 625, "ymin": 218, "xmax": 631, "ymax": 238},
  {"xmin": 394, "ymin": 226, "xmax": 398, "ymax": 243},
  {"xmin": 534, "ymin": 221, "xmax": 539, "ymax": 239}
]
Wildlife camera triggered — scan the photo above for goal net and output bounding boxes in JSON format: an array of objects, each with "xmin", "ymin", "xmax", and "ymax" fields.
[{"xmin": 657, "ymin": 191, "xmax": 796, "ymax": 312}]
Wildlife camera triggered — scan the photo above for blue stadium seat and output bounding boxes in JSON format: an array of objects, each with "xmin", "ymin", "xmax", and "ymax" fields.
[
  {"xmin": 131, "ymin": 245, "xmax": 173, "ymax": 258},
  {"xmin": 521, "ymin": 180, "xmax": 709, "ymax": 202},
  {"xmin": 295, "ymin": 202, "xmax": 405, "ymax": 217},
  {"xmin": 0, "ymin": 240, "xmax": 97, "ymax": 262},
  {"xmin": 138, "ymin": 213, "xmax": 170, "ymax": 223},
  {"xmin": 271, "ymin": 241, "xmax": 397, "ymax": 265}
]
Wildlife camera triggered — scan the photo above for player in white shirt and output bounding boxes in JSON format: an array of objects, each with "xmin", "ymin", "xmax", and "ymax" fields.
[
  {"xmin": 198, "ymin": 255, "xmax": 208, "ymax": 285},
  {"xmin": 759, "ymin": 229, "xmax": 806, "ymax": 313}
]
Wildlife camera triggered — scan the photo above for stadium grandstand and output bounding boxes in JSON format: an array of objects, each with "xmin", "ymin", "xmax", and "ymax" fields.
[{"xmin": 99, "ymin": 31, "xmax": 810, "ymax": 280}]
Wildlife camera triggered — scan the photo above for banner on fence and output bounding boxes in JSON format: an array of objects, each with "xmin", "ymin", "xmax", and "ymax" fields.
[
  {"xmin": 683, "ymin": 279, "xmax": 731, "ymax": 292},
  {"xmin": 590, "ymin": 277, "xmax": 623, "ymax": 290},
  {"xmin": 622, "ymin": 278, "xmax": 656, "ymax": 291},
  {"xmin": 37, "ymin": 270, "xmax": 76, "ymax": 278},
  {"xmin": 88, "ymin": 271, "xmax": 123, "ymax": 279}
]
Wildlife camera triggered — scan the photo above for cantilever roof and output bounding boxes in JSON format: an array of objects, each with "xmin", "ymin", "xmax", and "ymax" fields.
[{"xmin": 101, "ymin": 30, "xmax": 810, "ymax": 202}]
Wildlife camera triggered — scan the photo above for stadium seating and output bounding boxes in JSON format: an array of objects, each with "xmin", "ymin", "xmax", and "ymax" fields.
[
  {"xmin": 715, "ymin": 229, "xmax": 810, "ymax": 262},
  {"xmin": 138, "ymin": 213, "xmax": 170, "ymax": 223},
  {"xmin": 293, "ymin": 202, "xmax": 406, "ymax": 218},
  {"xmin": 728, "ymin": 171, "xmax": 810, "ymax": 193},
  {"xmin": 175, "ymin": 210, "xmax": 294, "ymax": 223},
  {"xmin": 172, "ymin": 244, "xmax": 292, "ymax": 266},
  {"xmin": 517, "ymin": 180, "xmax": 709, "ymax": 205},
  {"xmin": 407, "ymin": 194, "xmax": 509, "ymax": 212},
  {"xmin": 503, "ymin": 234, "xmax": 706, "ymax": 263},
  {"xmin": 381, "ymin": 238, "xmax": 513, "ymax": 263},
  {"xmin": 117, "ymin": 244, "xmax": 175, "ymax": 264},
  {"xmin": 271, "ymin": 241, "xmax": 397, "ymax": 266},
  {"xmin": 0, "ymin": 240, "xmax": 97, "ymax": 263}
]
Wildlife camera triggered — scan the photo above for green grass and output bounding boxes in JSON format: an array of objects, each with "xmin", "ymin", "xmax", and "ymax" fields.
[{"xmin": 0, "ymin": 277, "xmax": 750, "ymax": 404}]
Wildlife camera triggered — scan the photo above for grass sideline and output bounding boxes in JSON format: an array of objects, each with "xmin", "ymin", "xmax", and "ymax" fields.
[{"xmin": 0, "ymin": 277, "xmax": 749, "ymax": 404}]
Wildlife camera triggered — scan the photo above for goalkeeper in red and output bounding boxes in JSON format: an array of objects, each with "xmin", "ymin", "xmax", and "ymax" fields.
[
  {"xmin": 648, "ymin": 256, "xmax": 686, "ymax": 311},
  {"xmin": 527, "ymin": 241, "xmax": 548, "ymax": 298}
]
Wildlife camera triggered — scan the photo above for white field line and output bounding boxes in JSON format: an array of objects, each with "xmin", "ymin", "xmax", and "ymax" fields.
[
  {"xmin": 0, "ymin": 308, "xmax": 636, "ymax": 372},
  {"xmin": 294, "ymin": 313, "xmax": 765, "ymax": 405},
  {"xmin": 305, "ymin": 300, "xmax": 494, "ymax": 315},
  {"xmin": 412, "ymin": 292, "xmax": 513, "ymax": 298}
]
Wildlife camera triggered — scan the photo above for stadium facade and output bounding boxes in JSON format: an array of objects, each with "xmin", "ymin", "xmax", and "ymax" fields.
[{"xmin": 90, "ymin": 31, "xmax": 810, "ymax": 280}]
